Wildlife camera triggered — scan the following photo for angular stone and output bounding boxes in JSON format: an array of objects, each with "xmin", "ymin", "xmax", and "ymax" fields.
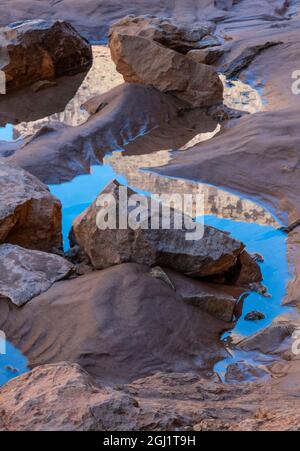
[
  {"xmin": 0, "ymin": 160, "xmax": 62, "ymax": 251},
  {"xmin": 71, "ymin": 180, "xmax": 248, "ymax": 279},
  {"xmin": 0, "ymin": 244, "xmax": 73, "ymax": 306},
  {"xmin": 109, "ymin": 33, "xmax": 223, "ymax": 108},
  {"xmin": 163, "ymin": 268, "xmax": 241, "ymax": 323},
  {"xmin": 0, "ymin": 19, "xmax": 92, "ymax": 92}
]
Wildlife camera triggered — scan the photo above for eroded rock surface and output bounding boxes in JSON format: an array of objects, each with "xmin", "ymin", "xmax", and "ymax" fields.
[
  {"xmin": 0, "ymin": 244, "xmax": 73, "ymax": 306},
  {"xmin": 0, "ymin": 19, "xmax": 92, "ymax": 92},
  {"xmin": 0, "ymin": 160, "xmax": 62, "ymax": 251},
  {"xmin": 1, "ymin": 361, "xmax": 300, "ymax": 431}
]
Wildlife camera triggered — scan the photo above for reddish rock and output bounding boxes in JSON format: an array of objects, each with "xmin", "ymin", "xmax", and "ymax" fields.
[
  {"xmin": 71, "ymin": 180, "xmax": 245, "ymax": 278},
  {"xmin": 0, "ymin": 19, "xmax": 92, "ymax": 92},
  {"xmin": 0, "ymin": 160, "xmax": 62, "ymax": 252},
  {"xmin": 109, "ymin": 32, "xmax": 223, "ymax": 108}
]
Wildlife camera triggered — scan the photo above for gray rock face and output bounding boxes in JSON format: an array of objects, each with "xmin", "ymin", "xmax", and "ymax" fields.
[
  {"xmin": 0, "ymin": 160, "xmax": 62, "ymax": 252},
  {"xmin": 109, "ymin": 15, "xmax": 220, "ymax": 54},
  {"xmin": 109, "ymin": 28, "xmax": 223, "ymax": 108},
  {"xmin": 71, "ymin": 180, "xmax": 253, "ymax": 280},
  {"xmin": 0, "ymin": 19, "xmax": 92, "ymax": 92},
  {"xmin": 0, "ymin": 244, "xmax": 73, "ymax": 306}
]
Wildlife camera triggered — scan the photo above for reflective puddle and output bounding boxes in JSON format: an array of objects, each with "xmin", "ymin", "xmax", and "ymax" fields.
[{"xmin": 0, "ymin": 340, "xmax": 28, "ymax": 386}]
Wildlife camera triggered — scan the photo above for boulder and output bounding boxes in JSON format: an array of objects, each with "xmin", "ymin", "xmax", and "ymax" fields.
[
  {"xmin": 71, "ymin": 180, "xmax": 260, "ymax": 282},
  {"xmin": 109, "ymin": 33, "xmax": 223, "ymax": 108},
  {"xmin": 0, "ymin": 19, "xmax": 92, "ymax": 92},
  {"xmin": 109, "ymin": 15, "xmax": 220, "ymax": 54},
  {"xmin": 0, "ymin": 244, "xmax": 73, "ymax": 306},
  {"xmin": 162, "ymin": 268, "xmax": 242, "ymax": 323},
  {"xmin": 234, "ymin": 250, "xmax": 263, "ymax": 286},
  {"xmin": 0, "ymin": 160, "xmax": 62, "ymax": 251},
  {"xmin": 0, "ymin": 263, "xmax": 229, "ymax": 383},
  {"xmin": 0, "ymin": 362, "xmax": 140, "ymax": 431}
]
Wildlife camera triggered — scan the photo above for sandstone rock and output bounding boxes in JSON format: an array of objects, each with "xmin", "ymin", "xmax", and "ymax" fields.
[
  {"xmin": 0, "ymin": 19, "xmax": 92, "ymax": 92},
  {"xmin": 1, "ymin": 361, "xmax": 299, "ymax": 431},
  {"xmin": 0, "ymin": 160, "xmax": 62, "ymax": 251},
  {"xmin": 0, "ymin": 263, "xmax": 229, "ymax": 383},
  {"xmin": 234, "ymin": 250, "xmax": 263, "ymax": 286},
  {"xmin": 109, "ymin": 15, "xmax": 220, "ymax": 54},
  {"xmin": 109, "ymin": 33, "xmax": 223, "ymax": 108},
  {"xmin": 0, "ymin": 244, "xmax": 73, "ymax": 306},
  {"xmin": 71, "ymin": 180, "xmax": 246, "ymax": 278},
  {"xmin": 163, "ymin": 268, "xmax": 241, "ymax": 323},
  {"xmin": 0, "ymin": 362, "xmax": 140, "ymax": 431},
  {"xmin": 236, "ymin": 321, "xmax": 295, "ymax": 354}
]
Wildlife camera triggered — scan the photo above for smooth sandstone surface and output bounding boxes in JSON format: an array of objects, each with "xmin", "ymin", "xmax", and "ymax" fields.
[{"xmin": 0, "ymin": 263, "xmax": 232, "ymax": 384}]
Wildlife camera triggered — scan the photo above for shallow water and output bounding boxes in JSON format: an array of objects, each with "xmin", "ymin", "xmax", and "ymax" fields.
[
  {"xmin": 0, "ymin": 123, "xmax": 13, "ymax": 141},
  {"xmin": 48, "ymin": 155, "xmax": 293, "ymax": 385},
  {"xmin": 202, "ymin": 215, "xmax": 293, "ymax": 337},
  {"xmin": 0, "ymin": 341, "xmax": 28, "ymax": 386}
]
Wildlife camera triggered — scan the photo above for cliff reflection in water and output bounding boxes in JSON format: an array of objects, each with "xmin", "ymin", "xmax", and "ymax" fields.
[{"xmin": 104, "ymin": 151, "xmax": 278, "ymax": 227}]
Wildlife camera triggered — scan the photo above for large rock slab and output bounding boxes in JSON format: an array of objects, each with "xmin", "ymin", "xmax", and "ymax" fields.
[
  {"xmin": 109, "ymin": 15, "xmax": 220, "ymax": 54},
  {"xmin": 109, "ymin": 32, "xmax": 223, "ymax": 108},
  {"xmin": 0, "ymin": 244, "xmax": 73, "ymax": 306},
  {"xmin": 0, "ymin": 19, "xmax": 92, "ymax": 92},
  {"xmin": 0, "ymin": 160, "xmax": 62, "ymax": 251},
  {"xmin": 71, "ymin": 180, "xmax": 260, "ymax": 282},
  {"xmin": 0, "ymin": 263, "xmax": 230, "ymax": 383}
]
